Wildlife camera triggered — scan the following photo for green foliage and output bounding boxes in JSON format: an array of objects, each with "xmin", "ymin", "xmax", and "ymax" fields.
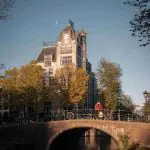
[
  {"xmin": 97, "ymin": 58, "xmax": 122, "ymax": 110},
  {"xmin": 119, "ymin": 135, "xmax": 130, "ymax": 150},
  {"xmin": 124, "ymin": 0, "xmax": 150, "ymax": 47},
  {"xmin": 119, "ymin": 94, "xmax": 133, "ymax": 111},
  {"xmin": 128, "ymin": 142, "xmax": 143, "ymax": 150},
  {"xmin": 119, "ymin": 135, "xmax": 143, "ymax": 150}
]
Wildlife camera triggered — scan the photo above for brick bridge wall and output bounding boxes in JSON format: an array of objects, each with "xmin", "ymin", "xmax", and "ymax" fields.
[{"xmin": 46, "ymin": 120, "xmax": 150, "ymax": 150}]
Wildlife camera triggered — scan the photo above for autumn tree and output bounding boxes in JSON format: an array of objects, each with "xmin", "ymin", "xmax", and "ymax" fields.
[
  {"xmin": 0, "ymin": 0, "xmax": 15, "ymax": 20},
  {"xmin": 0, "ymin": 60, "xmax": 44, "ymax": 108},
  {"xmin": 0, "ymin": 67, "xmax": 21, "ymax": 106},
  {"xmin": 55, "ymin": 65, "xmax": 73, "ymax": 107},
  {"xmin": 124, "ymin": 0, "xmax": 150, "ymax": 47},
  {"xmin": 55, "ymin": 65, "xmax": 89, "ymax": 108},
  {"xmin": 96, "ymin": 58, "xmax": 122, "ymax": 110},
  {"xmin": 69, "ymin": 68, "xmax": 89, "ymax": 104}
]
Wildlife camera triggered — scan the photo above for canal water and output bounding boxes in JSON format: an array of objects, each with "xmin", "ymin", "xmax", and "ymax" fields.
[{"xmin": 78, "ymin": 129, "xmax": 119, "ymax": 150}]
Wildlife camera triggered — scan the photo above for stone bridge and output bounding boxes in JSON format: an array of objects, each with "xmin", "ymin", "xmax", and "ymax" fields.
[
  {"xmin": 0, "ymin": 120, "xmax": 150, "ymax": 150},
  {"xmin": 46, "ymin": 120, "xmax": 150, "ymax": 150}
]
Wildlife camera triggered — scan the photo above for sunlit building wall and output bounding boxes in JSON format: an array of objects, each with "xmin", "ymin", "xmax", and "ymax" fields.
[{"xmin": 37, "ymin": 21, "xmax": 96, "ymax": 109}]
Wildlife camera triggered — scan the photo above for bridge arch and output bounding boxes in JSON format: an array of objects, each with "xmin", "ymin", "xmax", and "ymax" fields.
[
  {"xmin": 48, "ymin": 127, "xmax": 119, "ymax": 150},
  {"xmin": 46, "ymin": 120, "xmax": 124, "ymax": 150}
]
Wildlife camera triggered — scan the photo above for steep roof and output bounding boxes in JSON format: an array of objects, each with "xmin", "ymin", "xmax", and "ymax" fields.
[
  {"xmin": 80, "ymin": 27, "xmax": 87, "ymax": 36},
  {"xmin": 63, "ymin": 25, "xmax": 74, "ymax": 33},
  {"xmin": 59, "ymin": 25, "xmax": 76, "ymax": 41},
  {"xmin": 37, "ymin": 46, "xmax": 56, "ymax": 62}
]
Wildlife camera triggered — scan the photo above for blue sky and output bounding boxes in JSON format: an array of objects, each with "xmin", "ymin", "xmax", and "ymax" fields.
[{"xmin": 0, "ymin": 0, "xmax": 150, "ymax": 105}]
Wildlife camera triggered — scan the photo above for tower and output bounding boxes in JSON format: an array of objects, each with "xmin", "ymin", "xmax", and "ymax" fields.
[{"xmin": 80, "ymin": 28, "xmax": 87, "ymax": 70}]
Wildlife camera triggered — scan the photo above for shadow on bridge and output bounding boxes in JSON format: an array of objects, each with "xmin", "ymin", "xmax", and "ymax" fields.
[{"xmin": 49, "ymin": 127, "xmax": 119, "ymax": 150}]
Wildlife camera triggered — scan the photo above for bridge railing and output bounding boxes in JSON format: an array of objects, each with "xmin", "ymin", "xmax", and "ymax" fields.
[
  {"xmin": 0, "ymin": 109, "xmax": 149, "ymax": 126},
  {"xmin": 50, "ymin": 109, "xmax": 150, "ymax": 122}
]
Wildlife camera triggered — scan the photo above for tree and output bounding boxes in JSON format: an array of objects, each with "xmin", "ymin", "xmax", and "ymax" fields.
[
  {"xmin": 119, "ymin": 135, "xmax": 142, "ymax": 150},
  {"xmin": 0, "ymin": 0, "xmax": 15, "ymax": 20},
  {"xmin": 96, "ymin": 58, "xmax": 122, "ymax": 110},
  {"xmin": 55, "ymin": 65, "xmax": 89, "ymax": 107},
  {"xmin": 69, "ymin": 68, "xmax": 89, "ymax": 104},
  {"xmin": 0, "ymin": 60, "xmax": 44, "ymax": 107},
  {"xmin": 119, "ymin": 94, "xmax": 133, "ymax": 111},
  {"xmin": 124, "ymin": 0, "xmax": 150, "ymax": 47}
]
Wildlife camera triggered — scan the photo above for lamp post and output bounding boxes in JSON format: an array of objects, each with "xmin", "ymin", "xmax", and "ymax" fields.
[
  {"xmin": 75, "ymin": 103, "xmax": 78, "ymax": 119},
  {"xmin": 143, "ymin": 90, "xmax": 148, "ymax": 102},
  {"xmin": 143, "ymin": 90, "xmax": 149, "ymax": 121},
  {"xmin": 118, "ymin": 95, "xmax": 121, "ymax": 121}
]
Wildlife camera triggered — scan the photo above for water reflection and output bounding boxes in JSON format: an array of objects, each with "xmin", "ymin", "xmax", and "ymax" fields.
[
  {"xmin": 79, "ymin": 128, "xmax": 119, "ymax": 150},
  {"xmin": 50, "ymin": 127, "xmax": 119, "ymax": 150}
]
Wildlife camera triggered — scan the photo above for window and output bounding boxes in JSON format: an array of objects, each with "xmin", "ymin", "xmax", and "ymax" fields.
[
  {"xmin": 49, "ymin": 76, "xmax": 53, "ymax": 85},
  {"xmin": 77, "ymin": 56, "xmax": 82, "ymax": 67},
  {"xmin": 77, "ymin": 45, "xmax": 82, "ymax": 57},
  {"xmin": 60, "ymin": 45, "xmax": 72, "ymax": 54},
  {"xmin": 44, "ymin": 55, "xmax": 51, "ymax": 67},
  {"xmin": 49, "ymin": 68, "xmax": 53, "ymax": 76},
  {"xmin": 60, "ymin": 77, "xmax": 67, "ymax": 86},
  {"xmin": 60, "ymin": 56, "xmax": 72, "ymax": 66},
  {"xmin": 64, "ymin": 34, "xmax": 70, "ymax": 44}
]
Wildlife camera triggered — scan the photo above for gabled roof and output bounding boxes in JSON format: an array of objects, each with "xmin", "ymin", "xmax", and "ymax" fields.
[{"xmin": 37, "ymin": 46, "xmax": 56, "ymax": 62}]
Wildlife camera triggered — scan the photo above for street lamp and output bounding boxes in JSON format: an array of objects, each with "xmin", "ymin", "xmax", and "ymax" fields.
[
  {"xmin": 143, "ymin": 90, "xmax": 148, "ymax": 102},
  {"xmin": 143, "ymin": 90, "xmax": 149, "ymax": 121}
]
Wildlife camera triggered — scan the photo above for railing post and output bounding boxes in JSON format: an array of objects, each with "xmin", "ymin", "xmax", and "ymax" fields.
[
  {"xmin": 63, "ymin": 110, "xmax": 66, "ymax": 120},
  {"xmin": 132, "ymin": 111, "xmax": 133, "ymax": 121},
  {"xmin": 118, "ymin": 109, "xmax": 120, "ymax": 121},
  {"xmin": 76, "ymin": 104, "xmax": 78, "ymax": 119},
  {"xmin": 110, "ymin": 110, "xmax": 112, "ymax": 120},
  {"xmin": 128, "ymin": 113, "xmax": 130, "ymax": 121}
]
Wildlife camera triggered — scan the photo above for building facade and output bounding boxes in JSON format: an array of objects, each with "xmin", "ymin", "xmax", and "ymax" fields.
[
  {"xmin": 0, "ymin": 75, "xmax": 9, "ymax": 124},
  {"xmin": 37, "ymin": 21, "xmax": 96, "ymax": 109}
]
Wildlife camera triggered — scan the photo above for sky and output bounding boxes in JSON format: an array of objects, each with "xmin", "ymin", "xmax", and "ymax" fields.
[{"xmin": 0, "ymin": 0, "xmax": 150, "ymax": 105}]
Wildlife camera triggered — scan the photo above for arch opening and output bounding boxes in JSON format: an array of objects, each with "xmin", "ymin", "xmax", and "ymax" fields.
[{"xmin": 49, "ymin": 127, "xmax": 119, "ymax": 150}]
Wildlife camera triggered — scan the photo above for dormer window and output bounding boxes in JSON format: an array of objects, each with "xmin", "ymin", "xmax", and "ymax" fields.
[{"xmin": 44, "ymin": 55, "xmax": 51, "ymax": 67}]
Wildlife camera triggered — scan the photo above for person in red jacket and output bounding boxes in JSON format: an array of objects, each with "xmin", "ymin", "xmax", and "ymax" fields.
[{"xmin": 94, "ymin": 102, "xmax": 104, "ymax": 119}]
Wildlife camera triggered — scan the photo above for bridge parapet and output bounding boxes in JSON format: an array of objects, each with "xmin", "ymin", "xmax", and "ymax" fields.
[{"xmin": 47, "ymin": 120, "xmax": 150, "ymax": 149}]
